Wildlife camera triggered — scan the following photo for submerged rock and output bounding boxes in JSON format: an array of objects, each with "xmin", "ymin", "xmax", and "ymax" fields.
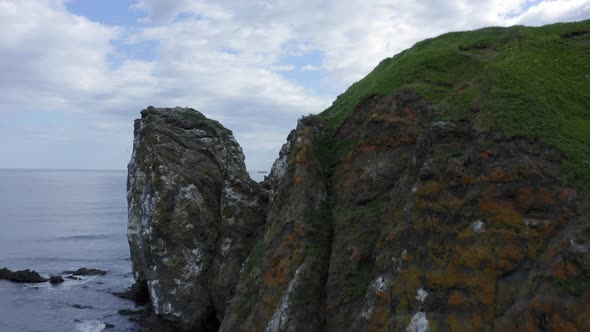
[
  {"xmin": 63, "ymin": 268, "xmax": 107, "ymax": 276},
  {"xmin": 0, "ymin": 267, "xmax": 48, "ymax": 283},
  {"xmin": 71, "ymin": 304, "xmax": 93, "ymax": 309},
  {"xmin": 49, "ymin": 276, "xmax": 65, "ymax": 284}
]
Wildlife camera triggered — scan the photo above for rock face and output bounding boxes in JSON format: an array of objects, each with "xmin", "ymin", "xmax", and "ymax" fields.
[
  {"xmin": 219, "ymin": 91, "xmax": 588, "ymax": 332},
  {"xmin": 128, "ymin": 96, "xmax": 589, "ymax": 331},
  {"xmin": 127, "ymin": 22, "xmax": 590, "ymax": 331},
  {"xmin": 127, "ymin": 107, "xmax": 267, "ymax": 330}
]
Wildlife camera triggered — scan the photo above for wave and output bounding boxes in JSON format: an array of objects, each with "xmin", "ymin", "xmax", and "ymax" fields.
[{"xmin": 75, "ymin": 320, "xmax": 106, "ymax": 332}]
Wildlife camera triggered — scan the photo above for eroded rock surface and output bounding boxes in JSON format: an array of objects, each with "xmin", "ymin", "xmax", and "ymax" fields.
[
  {"xmin": 128, "ymin": 94, "xmax": 589, "ymax": 331},
  {"xmin": 127, "ymin": 107, "xmax": 267, "ymax": 330}
]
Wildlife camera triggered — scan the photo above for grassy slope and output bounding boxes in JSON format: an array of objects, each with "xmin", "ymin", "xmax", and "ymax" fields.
[{"xmin": 319, "ymin": 20, "xmax": 590, "ymax": 191}]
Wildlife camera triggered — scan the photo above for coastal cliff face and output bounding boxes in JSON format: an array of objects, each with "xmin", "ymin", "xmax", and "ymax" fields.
[
  {"xmin": 220, "ymin": 91, "xmax": 588, "ymax": 332},
  {"xmin": 127, "ymin": 21, "xmax": 590, "ymax": 331}
]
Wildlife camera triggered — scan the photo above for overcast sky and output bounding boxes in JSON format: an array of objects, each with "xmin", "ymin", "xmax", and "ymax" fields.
[{"xmin": 1, "ymin": 0, "xmax": 588, "ymax": 179}]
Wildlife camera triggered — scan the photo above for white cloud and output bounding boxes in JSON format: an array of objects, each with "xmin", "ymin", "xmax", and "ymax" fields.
[
  {"xmin": 511, "ymin": 0, "xmax": 590, "ymax": 25},
  {"xmin": 0, "ymin": 0, "xmax": 588, "ymax": 178},
  {"xmin": 301, "ymin": 65, "xmax": 320, "ymax": 71},
  {"xmin": 0, "ymin": 0, "xmax": 116, "ymax": 108}
]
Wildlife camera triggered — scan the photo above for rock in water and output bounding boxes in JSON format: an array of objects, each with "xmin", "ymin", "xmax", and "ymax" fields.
[
  {"xmin": 112, "ymin": 281, "xmax": 150, "ymax": 305},
  {"xmin": 62, "ymin": 268, "xmax": 107, "ymax": 276},
  {"xmin": 0, "ymin": 267, "xmax": 48, "ymax": 283},
  {"xmin": 127, "ymin": 107, "xmax": 267, "ymax": 329},
  {"xmin": 49, "ymin": 276, "xmax": 65, "ymax": 284}
]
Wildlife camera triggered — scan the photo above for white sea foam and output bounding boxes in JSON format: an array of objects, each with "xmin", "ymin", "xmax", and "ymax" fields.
[{"xmin": 75, "ymin": 320, "xmax": 106, "ymax": 332}]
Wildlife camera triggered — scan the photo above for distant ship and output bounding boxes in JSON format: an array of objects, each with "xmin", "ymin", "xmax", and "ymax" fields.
[{"xmin": 257, "ymin": 171, "xmax": 268, "ymax": 174}]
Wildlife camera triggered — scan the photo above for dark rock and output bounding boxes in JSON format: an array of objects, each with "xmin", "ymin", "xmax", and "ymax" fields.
[
  {"xmin": 112, "ymin": 280, "xmax": 150, "ymax": 305},
  {"xmin": 0, "ymin": 267, "xmax": 48, "ymax": 283},
  {"xmin": 105, "ymin": 323, "xmax": 115, "ymax": 329},
  {"xmin": 65, "ymin": 276, "xmax": 80, "ymax": 280},
  {"xmin": 49, "ymin": 276, "xmax": 64, "ymax": 284},
  {"xmin": 71, "ymin": 304, "xmax": 93, "ymax": 309},
  {"xmin": 118, "ymin": 309, "xmax": 142, "ymax": 316},
  {"xmin": 63, "ymin": 268, "xmax": 107, "ymax": 276}
]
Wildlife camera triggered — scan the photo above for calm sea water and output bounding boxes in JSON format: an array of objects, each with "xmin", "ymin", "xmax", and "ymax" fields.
[{"xmin": 0, "ymin": 169, "xmax": 138, "ymax": 332}]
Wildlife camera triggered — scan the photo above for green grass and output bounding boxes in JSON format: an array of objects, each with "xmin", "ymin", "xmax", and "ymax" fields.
[
  {"xmin": 552, "ymin": 276, "xmax": 590, "ymax": 296},
  {"xmin": 349, "ymin": 262, "xmax": 373, "ymax": 298},
  {"xmin": 318, "ymin": 20, "xmax": 590, "ymax": 191},
  {"xmin": 177, "ymin": 108, "xmax": 207, "ymax": 121},
  {"xmin": 244, "ymin": 240, "xmax": 265, "ymax": 274},
  {"xmin": 235, "ymin": 293, "xmax": 257, "ymax": 321}
]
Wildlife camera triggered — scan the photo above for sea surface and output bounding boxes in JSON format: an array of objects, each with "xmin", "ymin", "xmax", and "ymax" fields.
[{"xmin": 0, "ymin": 169, "xmax": 138, "ymax": 332}]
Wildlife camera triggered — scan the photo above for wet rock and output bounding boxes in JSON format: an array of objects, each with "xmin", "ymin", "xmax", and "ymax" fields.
[
  {"xmin": 49, "ymin": 276, "xmax": 64, "ymax": 284},
  {"xmin": 63, "ymin": 268, "xmax": 107, "ymax": 276},
  {"xmin": 112, "ymin": 282, "xmax": 150, "ymax": 305},
  {"xmin": 118, "ymin": 309, "xmax": 143, "ymax": 316},
  {"xmin": 0, "ymin": 267, "xmax": 48, "ymax": 283},
  {"xmin": 71, "ymin": 304, "xmax": 93, "ymax": 309}
]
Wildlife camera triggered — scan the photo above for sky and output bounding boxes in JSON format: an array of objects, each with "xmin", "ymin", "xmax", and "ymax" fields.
[{"xmin": 0, "ymin": 0, "xmax": 589, "ymax": 180}]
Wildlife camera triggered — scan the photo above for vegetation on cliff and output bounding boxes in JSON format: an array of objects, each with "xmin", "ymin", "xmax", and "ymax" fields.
[
  {"xmin": 128, "ymin": 20, "xmax": 590, "ymax": 332},
  {"xmin": 320, "ymin": 19, "xmax": 590, "ymax": 191}
]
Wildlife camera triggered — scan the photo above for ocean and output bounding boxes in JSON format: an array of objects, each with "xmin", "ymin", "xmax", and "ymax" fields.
[{"xmin": 0, "ymin": 169, "xmax": 138, "ymax": 332}]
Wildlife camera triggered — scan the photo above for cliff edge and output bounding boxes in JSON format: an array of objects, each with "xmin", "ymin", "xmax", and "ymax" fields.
[{"xmin": 127, "ymin": 20, "xmax": 590, "ymax": 331}]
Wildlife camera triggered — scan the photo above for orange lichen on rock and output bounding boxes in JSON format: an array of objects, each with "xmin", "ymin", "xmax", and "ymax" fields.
[
  {"xmin": 552, "ymin": 261, "xmax": 578, "ymax": 280},
  {"xmin": 448, "ymin": 290, "xmax": 468, "ymax": 306},
  {"xmin": 417, "ymin": 180, "xmax": 441, "ymax": 197},
  {"xmin": 368, "ymin": 307, "xmax": 390, "ymax": 332},
  {"xmin": 496, "ymin": 243, "xmax": 526, "ymax": 273},
  {"xmin": 480, "ymin": 151, "xmax": 492, "ymax": 159},
  {"xmin": 481, "ymin": 167, "xmax": 518, "ymax": 183},
  {"xmin": 517, "ymin": 186, "xmax": 558, "ymax": 210},
  {"xmin": 263, "ymin": 256, "xmax": 289, "ymax": 289},
  {"xmin": 480, "ymin": 186, "xmax": 523, "ymax": 225}
]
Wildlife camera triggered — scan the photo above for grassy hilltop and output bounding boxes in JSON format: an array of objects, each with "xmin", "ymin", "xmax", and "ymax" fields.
[{"xmin": 319, "ymin": 20, "xmax": 590, "ymax": 191}]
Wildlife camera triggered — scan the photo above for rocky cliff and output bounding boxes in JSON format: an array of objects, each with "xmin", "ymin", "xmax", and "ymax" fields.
[
  {"xmin": 127, "ymin": 107, "xmax": 267, "ymax": 330},
  {"xmin": 128, "ymin": 21, "xmax": 590, "ymax": 331}
]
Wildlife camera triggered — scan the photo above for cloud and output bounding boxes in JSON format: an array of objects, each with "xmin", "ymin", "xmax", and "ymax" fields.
[
  {"xmin": 511, "ymin": 0, "xmax": 590, "ymax": 25},
  {"xmin": 0, "ymin": 0, "xmax": 588, "ymax": 179},
  {"xmin": 301, "ymin": 65, "xmax": 321, "ymax": 71},
  {"xmin": 0, "ymin": 0, "xmax": 117, "ymax": 108}
]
